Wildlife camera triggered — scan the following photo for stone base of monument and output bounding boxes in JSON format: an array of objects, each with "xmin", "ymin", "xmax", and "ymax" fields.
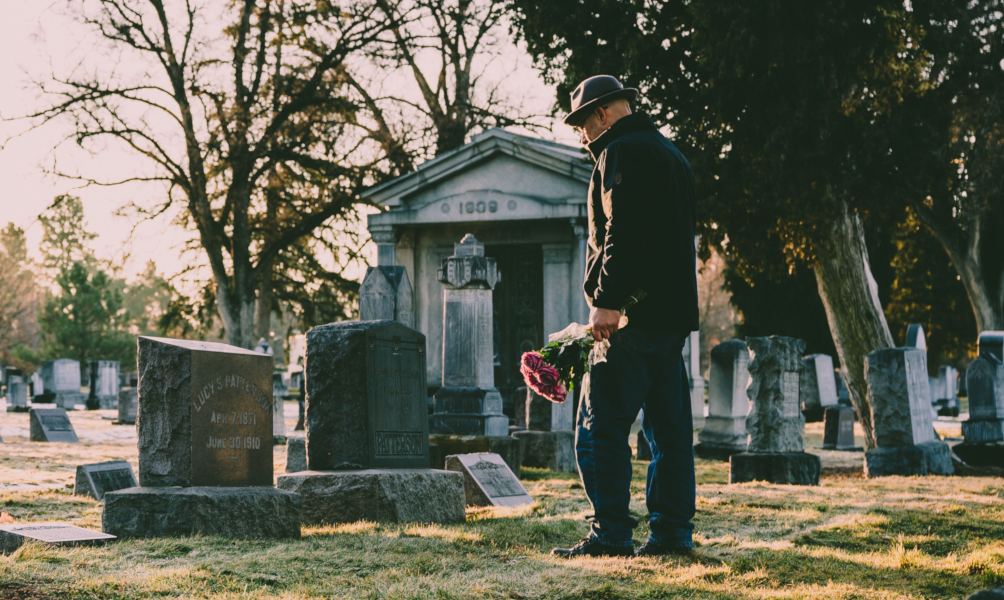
[
  {"xmin": 98, "ymin": 396, "xmax": 117, "ymax": 410},
  {"xmin": 863, "ymin": 441, "xmax": 954, "ymax": 478},
  {"xmin": 962, "ymin": 419, "xmax": 1004, "ymax": 444},
  {"xmin": 56, "ymin": 394, "xmax": 87, "ymax": 410},
  {"xmin": 277, "ymin": 469, "xmax": 466, "ymax": 525},
  {"xmin": 511, "ymin": 430, "xmax": 576, "ymax": 472},
  {"xmin": 953, "ymin": 442, "xmax": 1004, "ymax": 468},
  {"xmin": 428, "ymin": 435, "xmax": 522, "ymax": 477},
  {"xmin": 729, "ymin": 452, "xmax": 822, "ymax": 485},
  {"xmin": 6, "ymin": 406, "xmax": 30, "ymax": 413},
  {"xmin": 102, "ymin": 487, "xmax": 302, "ymax": 539},
  {"xmin": 694, "ymin": 442, "xmax": 748, "ymax": 461}
]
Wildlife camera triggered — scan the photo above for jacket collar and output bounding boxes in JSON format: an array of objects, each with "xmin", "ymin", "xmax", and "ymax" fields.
[{"xmin": 587, "ymin": 112, "xmax": 658, "ymax": 160}]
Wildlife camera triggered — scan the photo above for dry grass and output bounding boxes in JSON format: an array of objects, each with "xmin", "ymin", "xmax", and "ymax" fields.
[{"xmin": 1, "ymin": 406, "xmax": 1001, "ymax": 599}]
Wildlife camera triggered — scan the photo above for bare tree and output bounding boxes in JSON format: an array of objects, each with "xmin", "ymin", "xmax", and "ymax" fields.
[
  {"xmin": 22, "ymin": 0, "xmax": 401, "ymax": 348},
  {"xmin": 0, "ymin": 224, "xmax": 41, "ymax": 367}
]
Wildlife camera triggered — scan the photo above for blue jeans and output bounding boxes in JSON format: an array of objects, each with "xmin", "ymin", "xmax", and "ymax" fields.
[{"xmin": 575, "ymin": 328, "xmax": 696, "ymax": 548}]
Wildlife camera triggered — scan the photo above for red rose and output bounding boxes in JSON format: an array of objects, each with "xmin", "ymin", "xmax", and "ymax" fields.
[
  {"xmin": 535, "ymin": 364, "xmax": 560, "ymax": 387},
  {"xmin": 520, "ymin": 352, "xmax": 544, "ymax": 379}
]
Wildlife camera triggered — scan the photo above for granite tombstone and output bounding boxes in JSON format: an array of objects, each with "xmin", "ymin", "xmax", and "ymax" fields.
[
  {"xmin": 74, "ymin": 461, "xmax": 138, "ymax": 500},
  {"xmin": 511, "ymin": 381, "xmax": 575, "ymax": 472},
  {"xmin": 5, "ymin": 374, "xmax": 28, "ymax": 412},
  {"xmin": 445, "ymin": 453, "xmax": 532, "ymax": 507},
  {"xmin": 0, "ymin": 523, "xmax": 115, "ymax": 554},
  {"xmin": 801, "ymin": 354, "xmax": 839, "ymax": 422},
  {"xmin": 863, "ymin": 348, "xmax": 953, "ymax": 477},
  {"xmin": 41, "ymin": 358, "xmax": 85, "ymax": 410},
  {"xmin": 29, "ymin": 408, "xmax": 79, "ymax": 443},
  {"xmin": 285, "ymin": 436, "xmax": 307, "ymax": 473},
  {"xmin": 822, "ymin": 406, "xmax": 861, "ymax": 451},
  {"xmin": 905, "ymin": 324, "xmax": 927, "ymax": 350},
  {"xmin": 695, "ymin": 340, "xmax": 751, "ymax": 459},
  {"xmin": 359, "ymin": 265, "xmax": 414, "ymax": 328},
  {"xmin": 116, "ymin": 387, "xmax": 137, "ymax": 424},
  {"xmin": 91, "ymin": 360, "xmax": 120, "ymax": 409},
  {"xmin": 954, "ymin": 349, "xmax": 1004, "ymax": 466},
  {"xmin": 730, "ymin": 336, "xmax": 821, "ymax": 485}
]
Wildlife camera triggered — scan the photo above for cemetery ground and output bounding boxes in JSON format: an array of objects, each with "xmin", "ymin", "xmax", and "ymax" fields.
[{"xmin": 1, "ymin": 404, "xmax": 1002, "ymax": 600}]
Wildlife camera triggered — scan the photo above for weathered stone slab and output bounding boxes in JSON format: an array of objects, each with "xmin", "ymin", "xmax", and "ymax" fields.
[
  {"xmin": 5, "ymin": 374, "xmax": 28, "ymax": 412},
  {"xmin": 116, "ymin": 388, "xmax": 137, "ymax": 424},
  {"xmin": 979, "ymin": 331, "xmax": 1004, "ymax": 363},
  {"xmin": 137, "ymin": 337, "xmax": 273, "ymax": 487},
  {"xmin": 745, "ymin": 336, "xmax": 807, "ymax": 453},
  {"xmin": 822, "ymin": 406, "xmax": 861, "ymax": 451},
  {"xmin": 428, "ymin": 434, "xmax": 521, "ymax": 477},
  {"xmin": 866, "ymin": 348, "xmax": 935, "ymax": 447},
  {"xmin": 905, "ymin": 323, "xmax": 927, "ymax": 350},
  {"xmin": 41, "ymin": 358, "xmax": 81, "ymax": 394},
  {"xmin": 864, "ymin": 441, "xmax": 954, "ymax": 477},
  {"xmin": 526, "ymin": 388, "xmax": 574, "ymax": 431},
  {"xmin": 729, "ymin": 452, "xmax": 821, "ymax": 485},
  {"xmin": 305, "ymin": 321, "xmax": 429, "ymax": 471},
  {"xmin": 512, "ymin": 430, "xmax": 575, "ymax": 472},
  {"xmin": 696, "ymin": 340, "xmax": 750, "ymax": 458},
  {"xmin": 429, "ymin": 389, "xmax": 509, "ymax": 436},
  {"xmin": 1, "ymin": 522, "xmax": 115, "ymax": 554},
  {"xmin": 963, "ymin": 356, "xmax": 1004, "ymax": 444},
  {"xmin": 445, "ymin": 453, "xmax": 532, "ymax": 507},
  {"xmin": 636, "ymin": 429, "xmax": 652, "ymax": 461},
  {"xmin": 801, "ymin": 354, "xmax": 838, "ymax": 422},
  {"xmin": 102, "ymin": 487, "xmax": 302, "ymax": 539},
  {"xmin": 359, "ymin": 266, "xmax": 414, "ymax": 328},
  {"xmin": 29, "ymin": 408, "xmax": 79, "ymax": 443},
  {"xmin": 74, "ymin": 461, "xmax": 137, "ymax": 500},
  {"xmin": 272, "ymin": 394, "xmax": 286, "ymax": 445},
  {"xmin": 92, "ymin": 360, "xmax": 120, "ymax": 408},
  {"xmin": 286, "ymin": 436, "xmax": 307, "ymax": 473},
  {"xmin": 683, "ymin": 333, "xmax": 706, "ymax": 429},
  {"xmin": 276, "ymin": 469, "xmax": 465, "ymax": 525}
]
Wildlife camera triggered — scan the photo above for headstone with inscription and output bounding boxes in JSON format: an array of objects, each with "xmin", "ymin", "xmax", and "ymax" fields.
[
  {"xmin": 359, "ymin": 265, "xmax": 415, "ymax": 328},
  {"xmin": 933, "ymin": 365, "xmax": 960, "ymax": 417},
  {"xmin": 954, "ymin": 344, "xmax": 1004, "ymax": 466},
  {"xmin": 696, "ymin": 340, "xmax": 751, "ymax": 459},
  {"xmin": 905, "ymin": 323, "xmax": 927, "ymax": 350},
  {"xmin": 822, "ymin": 406, "xmax": 861, "ymax": 451},
  {"xmin": 800, "ymin": 354, "xmax": 839, "ymax": 422},
  {"xmin": 101, "ymin": 336, "xmax": 302, "ymax": 540},
  {"xmin": 5, "ymin": 374, "xmax": 28, "ymax": 412},
  {"xmin": 74, "ymin": 461, "xmax": 138, "ymax": 500},
  {"xmin": 276, "ymin": 320, "xmax": 466, "ymax": 525},
  {"xmin": 730, "ymin": 336, "xmax": 821, "ymax": 485},
  {"xmin": 0, "ymin": 522, "xmax": 115, "ymax": 554},
  {"xmin": 41, "ymin": 358, "xmax": 86, "ymax": 410},
  {"xmin": 445, "ymin": 453, "xmax": 533, "ymax": 507},
  {"xmin": 863, "ymin": 347, "xmax": 953, "ymax": 477},
  {"xmin": 29, "ymin": 408, "xmax": 79, "ymax": 443},
  {"xmin": 116, "ymin": 387, "xmax": 137, "ymax": 424},
  {"xmin": 91, "ymin": 360, "xmax": 120, "ymax": 409}
]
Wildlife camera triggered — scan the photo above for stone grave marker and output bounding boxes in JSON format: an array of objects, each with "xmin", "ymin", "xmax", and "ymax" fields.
[
  {"xmin": 0, "ymin": 523, "xmax": 115, "ymax": 554},
  {"xmin": 512, "ymin": 387, "xmax": 575, "ymax": 472},
  {"xmin": 91, "ymin": 360, "xmax": 120, "ymax": 409},
  {"xmin": 683, "ymin": 333, "xmax": 706, "ymax": 429},
  {"xmin": 979, "ymin": 331, "xmax": 1004, "ymax": 364},
  {"xmin": 359, "ymin": 265, "xmax": 414, "ymax": 328},
  {"xmin": 863, "ymin": 348, "xmax": 953, "ymax": 477},
  {"xmin": 636, "ymin": 428, "xmax": 653, "ymax": 461},
  {"xmin": 74, "ymin": 461, "xmax": 137, "ymax": 500},
  {"xmin": 835, "ymin": 370, "xmax": 851, "ymax": 406},
  {"xmin": 116, "ymin": 388, "xmax": 137, "ymax": 424},
  {"xmin": 934, "ymin": 365, "xmax": 960, "ymax": 417},
  {"xmin": 696, "ymin": 339, "xmax": 751, "ymax": 459},
  {"xmin": 822, "ymin": 406, "xmax": 861, "ymax": 451},
  {"xmin": 102, "ymin": 336, "xmax": 302, "ymax": 540},
  {"xmin": 276, "ymin": 320, "xmax": 466, "ymax": 525},
  {"xmin": 445, "ymin": 453, "xmax": 532, "ymax": 507},
  {"xmin": 41, "ymin": 358, "xmax": 85, "ymax": 410},
  {"xmin": 286, "ymin": 436, "xmax": 306, "ymax": 473},
  {"xmin": 905, "ymin": 324, "xmax": 927, "ymax": 350},
  {"xmin": 801, "ymin": 354, "xmax": 839, "ymax": 422},
  {"xmin": 954, "ymin": 352, "xmax": 1004, "ymax": 466},
  {"xmin": 29, "ymin": 408, "xmax": 79, "ymax": 443},
  {"xmin": 730, "ymin": 336, "xmax": 821, "ymax": 485},
  {"xmin": 30, "ymin": 371, "xmax": 44, "ymax": 400},
  {"xmin": 272, "ymin": 376, "xmax": 287, "ymax": 445},
  {"xmin": 6, "ymin": 374, "xmax": 28, "ymax": 412}
]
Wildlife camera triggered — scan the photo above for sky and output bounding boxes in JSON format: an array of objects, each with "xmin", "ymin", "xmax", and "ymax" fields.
[{"xmin": 0, "ymin": 0, "xmax": 578, "ymax": 289}]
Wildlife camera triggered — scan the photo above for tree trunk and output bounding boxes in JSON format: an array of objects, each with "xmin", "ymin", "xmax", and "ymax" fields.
[
  {"xmin": 813, "ymin": 195, "xmax": 894, "ymax": 450},
  {"xmin": 256, "ymin": 260, "xmax": 274, "ymax": 343},
  {"xmin": 216, "ymin": 285, "xmax": 257, "ymax": 350}
]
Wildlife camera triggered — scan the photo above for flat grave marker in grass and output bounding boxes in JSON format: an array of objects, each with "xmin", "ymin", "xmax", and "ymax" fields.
[
  {"xmin": 446, "ymin": 452, "xmax": 532, "ymax": 507},
  {"xmin": 29, "ymin": 408, "xmax": 79, "ymax": 443},
  {"xmin": 0, "ymin": 522, "xmax": 115, "ymax": 554},
  {"xmin": 74, "ymin": 460, "xmax": 137, "ymax": 500}
]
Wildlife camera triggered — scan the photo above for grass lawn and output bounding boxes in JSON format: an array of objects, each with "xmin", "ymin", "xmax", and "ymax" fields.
[{"xmin": 1, "ymin": 407, "xmax": 1002, "ymax": 599}]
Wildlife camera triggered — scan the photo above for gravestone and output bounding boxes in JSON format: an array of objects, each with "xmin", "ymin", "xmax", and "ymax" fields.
[
  {"xmin": 29, "ymin": 408, "xmax": 79, "ymax": 443},
  {"xmin": 800, "ymin": 354, "xmax": 839, "ymax": 422},
  {"xmin": 683, "ymin": 333, "xmax": 706, "ymax": 429},
  {"xmin": 74, "ymin": 461, "xmax": 137, "ymax": 500},
  {"xmin": 730, "ymin": 336, "xmax": 821, "ymax": 485},
  {"xmin": 822, "ymin": 406, "xmax": 862, "ymax": 451},
  {"xmin": 91, "ymin": 360, "xmax": 120, "ymax": 409},
  {"xmin": 31, "ymin": 371, "xmax": 44, "ymax": 399},
  {"xmin": 933, "ymin": 366, "xmax": 960, "ymax": 417},
  {"xmin": 359, "ymin": 265, "xmax": 414, "ymax": 328},
  {"xmin": 272, "ymin": 376, "xmax": 287, "ymax": 445},
  {"xmin": 512, "ymin": 385, "xmax": 529, "ymax": 432},
  {"xmin": 863, "ymin": 348, "xmax": 953, "ymax": 477},
  {"xmin": 102, "ymin": 336, "xmax": 302, "ymax": 540},
  {"xmin": 0, "ymin": 523, "xmax": 115, "ymax": 554},
  {"xmin": 6, "ymin": 374, "xmax": 28, "ymax": 412},
  {"xmin": 428, "ymin": 234, "xmax": 509, "ymax": 437},
  {"xmin": 636, "ymin": 429, "xmax": 653, "ymax": 461},
  {"xmin": 905, "ymin": 324, "xmax": 927, "ymax": 350},
  {"xmin": 116, "ymin": 388, "xmax": 137, "ymax": 424},
  {"xmin": 979, "ymin": 331, "xmax": 1004, "ymax": 364},
  {"xmin": 445, "ymin": 453, "xmax": 533, "ymax": 507},
  {"xmin": 41, "ymin": 358, "xmax": 86, "ymax": 410},
  {"xmin": 835, "ymin": 370, "xmax": 851, "ymax": 406},
  {"xmin": 512, "ymin": 385, "xmax": 575, "ymax": 473},
  {"xmin": 275, "ymin": 320, "xmax": 466, "ymax": 525},
  {"xmin": 286, "ymin": 436, "xmax": 306, "ymax": 473},
  {"xmin": 954, "ymin": 351, "xmax": 1004, "ymax": 467},
  {"xmin": 695, "ymin": 340, "xmax": 750, "ymax": 460}
]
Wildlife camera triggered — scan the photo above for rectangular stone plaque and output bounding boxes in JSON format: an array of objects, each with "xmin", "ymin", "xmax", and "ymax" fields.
[
  {"xmin": 73, "ymin": 460, "xmax": 137, "ymax": 500},
  {"xmin": 0, "ymin": 522, "xmax": 115, "ymax": 553},
  {"xmin": 782, "ymin": 372, "xmax": 800, "ymax": 418},
  {"xmin": 138, "ymin": 336, "xmax": 273, "ymax": 487},
  {"xmin": 29, "ymin": 408, "xmax": 79, "ymax": 443},
  {"xmin": 445, "ymin": 453, "xmax": 532, "ymax": 507},
  {"xmin": 306, "ymin": 321, "xmax": 429, "ymax": 470}
]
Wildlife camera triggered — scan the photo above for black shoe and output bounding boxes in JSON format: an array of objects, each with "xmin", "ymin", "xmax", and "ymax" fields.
[
  {"xmin": 551, "ymin": 538, "xmax": 634, "ymax": 558},
  {"xmin": 634, "ymin": 541, "xmax": 693, "ymax": 557}
]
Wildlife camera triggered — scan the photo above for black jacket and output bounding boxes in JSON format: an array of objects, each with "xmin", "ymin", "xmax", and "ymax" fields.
[{"xmin": 583, "ymin": 112, "xmax": 699, "ymax": 333}]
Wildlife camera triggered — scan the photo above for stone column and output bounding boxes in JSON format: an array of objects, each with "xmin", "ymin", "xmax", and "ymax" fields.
[
  {"xmin": 688, "ymin": 332, "xmax": 706, "ymax": 429},
  {"xmin": 370, "ymin": 225, "xmax": 398, "ymax": 266},
  {"xmin": 541, "ymin": 243, "xmax": 572, "ymax": 338},
  {"xmin": 729, "ymin": 336, "xmax": 821, "ymax": 485},
  {"xmin": 428, "ymin": 234, "xmax": 509, "ymax": 437},
  {"xmin": 695, "ymin": 340, "xmax": 750, "ymax": 459},
  {"xmin": 570, "ymin": 218, "xmax": 590, "ymax": 325}
]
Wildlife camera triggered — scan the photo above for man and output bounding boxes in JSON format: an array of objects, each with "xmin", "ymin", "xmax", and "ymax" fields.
[{"xmin": 552, "ymin": 75, "xmax": 699, "ymax": 558}]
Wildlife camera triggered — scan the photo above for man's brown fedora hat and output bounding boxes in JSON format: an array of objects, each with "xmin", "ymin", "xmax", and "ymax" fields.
[{"xmin": 563, "ymin": 75, "xmax": 639, "ymax": 126}]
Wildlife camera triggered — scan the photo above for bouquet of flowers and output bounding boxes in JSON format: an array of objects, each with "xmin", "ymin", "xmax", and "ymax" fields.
[{"xmin": 520, "ymin": 290, "xmax": 647, "ymax": 403}]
